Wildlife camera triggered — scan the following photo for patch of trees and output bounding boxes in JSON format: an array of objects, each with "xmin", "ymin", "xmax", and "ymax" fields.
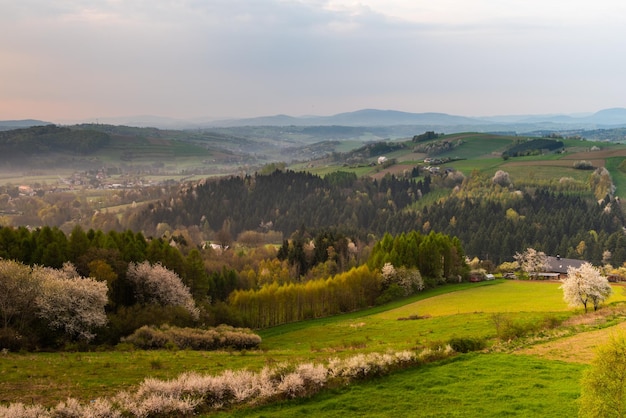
[
  {"xmin": 129, "ymin": 170, "xmax": 430, "ymax": 239},
  {"xmin": 0, "ymin": 260, "xmax": 108, "ymax": 350},
  {"xmin": 0, "ymin": 125, "xmax": 110, "ymax": 155},
  {"xmin": 412, "ymin": 131, "xmax": 440, "ymax": 142},
  {"xmin": 0, "ymin": 225, "xmax": 246, "ymax": 349},
  {"xmin": 412, "ymin": 138, "xmax": 463, "ymax": 156},
  {"xmin": 229, "ymin": 265, "xmax": 381, "ymax": 328},
  {"xmin": 409, "ymin": 188, "xmax": 626, "ymax": 265},
  {"xmin": 231, "ymin": 230, "xmax": 467, "ymax": 328},
  {"xmin": 368, "ymin": 231, "xmax": 466, "ymax": 284},
  {"xmin": 502, "ymin": 138, "xmax": 564, "ymax": 158}
]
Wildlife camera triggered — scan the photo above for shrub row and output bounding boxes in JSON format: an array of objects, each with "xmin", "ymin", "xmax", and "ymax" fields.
[
  {"xmin": 121, "ymin": 324, "xmax": 262, "ymax": 350},
  {"xmin": 1, "ymin": 346, "xmax": 456, "ymax": 417}
]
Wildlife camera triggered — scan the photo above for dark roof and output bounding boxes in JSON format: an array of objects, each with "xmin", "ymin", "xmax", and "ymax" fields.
[{"xmin": 544, "ymin": 256, "xmax": 586, "ymax": 274}]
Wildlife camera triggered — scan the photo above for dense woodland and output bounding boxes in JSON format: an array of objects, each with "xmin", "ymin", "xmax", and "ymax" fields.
[
  {"xmin": 0, "ymin": 125, "xmax": 110, "ymax": 156},
  {"xmin": 127, "ymin": 169, "xmax": 625, "ymax": 265}
]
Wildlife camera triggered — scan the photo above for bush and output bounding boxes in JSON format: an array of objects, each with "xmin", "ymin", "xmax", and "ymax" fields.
[
  {"xmin": 0, "ymin": 328, "xmax": 28, "ymax": 352},
  {"xmin": 448, "ymin": 337, "xmax": 486, "ymax": 353},
  {"xmin": 375, "ymin": 283, "xmax": 405, "ymax": 305},
  {"xmin": 122, "ymin": 325, "xmax": 262, "ymax": 351}
]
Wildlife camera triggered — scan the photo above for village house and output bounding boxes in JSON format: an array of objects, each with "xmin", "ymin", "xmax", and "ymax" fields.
[{"xmin": 536, "ymin": 255, "xmax": 586, "ymax": 280}]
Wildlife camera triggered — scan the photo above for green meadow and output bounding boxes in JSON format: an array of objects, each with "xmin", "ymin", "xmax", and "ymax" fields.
[{"xmin": 3, "ymin": 279, "xmax": 626, "ymax": 416}]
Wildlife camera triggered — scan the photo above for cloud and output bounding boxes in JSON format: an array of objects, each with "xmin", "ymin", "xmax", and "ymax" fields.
[{"xmin": 1, "ymin": 0, "xmax": 625, "ymax": 120}]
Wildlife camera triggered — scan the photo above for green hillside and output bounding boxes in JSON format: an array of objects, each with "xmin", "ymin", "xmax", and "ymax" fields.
[{"xmin": 4, "ymin": 280, "xmax": 626, "ymax": 416}]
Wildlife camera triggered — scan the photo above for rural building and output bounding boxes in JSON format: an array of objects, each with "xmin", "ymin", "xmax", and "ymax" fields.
[{"xmin": 537, "ymin": 255, "xmax": 586, "ymax": 280}]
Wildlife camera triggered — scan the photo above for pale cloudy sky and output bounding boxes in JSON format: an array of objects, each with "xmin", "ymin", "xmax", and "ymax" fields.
[{"xmin": 1, "ymin": 0, "xmax": 626, "ymax": 122}]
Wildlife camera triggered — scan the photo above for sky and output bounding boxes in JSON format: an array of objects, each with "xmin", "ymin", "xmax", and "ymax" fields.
[{"xmin": 2, "ymin": 0, "xmax": 626, "ymax": 122}]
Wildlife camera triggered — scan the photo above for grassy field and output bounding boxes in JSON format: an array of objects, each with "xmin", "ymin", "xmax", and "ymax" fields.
[
  {"xmin": 212, "ymin": 353, "xmax": 584, "ymax": 418},
  {"xmin": 3, "ymin": 279, "xmax": 626, "ymax": 416}
]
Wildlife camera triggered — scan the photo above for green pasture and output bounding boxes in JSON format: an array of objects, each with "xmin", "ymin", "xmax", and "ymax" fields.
[
  {"xmin": 447, "ymin": 157, "xmax": 504, "ymax": 175},
  {"xmin": 436, "ymin": 133, "xmax": 515, "ymax": 160},
  {"xmin": 502, "ymin": 164, "xmax": 591, "ymax": 184},
  {"xmin": 605, "ymin": 156, "xmax": 626, "ymax": 199},
  {"xmin": 212, "ymin": 353, "xmax": 584, "ymax": 418},
  {"xmin": 3, "ymin": 279, "xmax": 618, "ymax": 411}
]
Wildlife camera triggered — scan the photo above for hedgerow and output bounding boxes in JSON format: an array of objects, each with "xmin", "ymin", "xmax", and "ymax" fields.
[
  {"xmin": 0, "ymin": 346, "xmax": 456, "ymax": 417},
  {"xmin": 121, "ymin": 324, "xmax": 262, "ymax": 350}
]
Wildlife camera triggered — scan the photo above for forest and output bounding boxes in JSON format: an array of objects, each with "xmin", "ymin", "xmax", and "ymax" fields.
[{"xmin": 126, "ymin": 169, "xmax": 625, "ymax": 266}]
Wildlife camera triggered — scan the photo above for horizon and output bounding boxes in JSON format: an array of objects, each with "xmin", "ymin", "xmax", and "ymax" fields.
[{"xmin": 3, "ymin": 106, "xmax": 622, "ymax": 126}]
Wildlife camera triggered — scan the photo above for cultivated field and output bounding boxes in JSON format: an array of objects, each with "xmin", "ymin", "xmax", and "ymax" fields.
[{"xmin": 4, "ymin": 280, "xmax": 626, "ymax": 416}]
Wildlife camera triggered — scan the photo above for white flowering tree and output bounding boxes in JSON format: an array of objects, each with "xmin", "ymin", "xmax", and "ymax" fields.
[
  {"xmin": 560, "ymin": 262, "xmax": 612, "ymax": 312},
  {"xmin": 33, "ymin": 263, "xmax": 108, "ymax": 341},
  {"xmin": 514, "ymin": 248, "xmax": 548, "ymax": 279},
  {"xmin": 127, "ymin": 261, "xmax": 199, "ymax": 319},
  {"xmin": 380, "ymin": 263, "xmax": 423, "ymax": 296},
  {"xmin": 492, "ymin": 170, "xmax": 512, "ymax": 187}
]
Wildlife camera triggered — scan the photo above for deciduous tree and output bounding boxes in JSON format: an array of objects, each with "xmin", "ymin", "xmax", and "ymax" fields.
[
  {"xmin": 560, "ymin": 262, "xmax": 611, "ymax": 312},
  {"xmin": 579, "ymin": 333, "xmax": 626, "ymax": 417},
  {"xmin": 0, "ymin": 260, "xmax": 40, "ymax": 332},
  {"xmin": 514, "ymin": 248, "xmax": 548, "ymax": 279},
  {"xmin": 127, "ymin": 261, "xmax": 199, "ymax": 319},
  {"xmin": 33, "ymin": 263, "xmax": 108, "ymax": 341}
]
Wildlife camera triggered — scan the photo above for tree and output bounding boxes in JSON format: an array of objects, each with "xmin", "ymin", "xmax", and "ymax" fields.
[
  {"xmin": 514, "ymin": 248, "xmax": 548, "ymax": 279},
  {"xmin": 127, "ymin": 261, "xmax": 199, "ymax": 319},
  {"xmin": 33, "ymin": 263, "xmax": 108, "ymax": 341},
  {"xmin": 560, "ymin": 262, "xmax": 611, "ymax": 312},
  {"xmin": 579, "ymin": 333, "xmax": 626, "ymax": 417},
  {"xmin": 492, "ymin": 170, "xmax": 512, "ymax": 187},
  {"xmin": 0, "ymin": 260, "xmax": 40, "ymax": 332}
]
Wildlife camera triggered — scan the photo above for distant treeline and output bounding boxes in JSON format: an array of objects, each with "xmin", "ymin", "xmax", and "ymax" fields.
[
  {"xmin": 0, "ymin": 125, "xmax": 110, "ymax": 155},
  {"xmin": 502, "ymin": 138, "xmax": 564, "ymax": 158}
]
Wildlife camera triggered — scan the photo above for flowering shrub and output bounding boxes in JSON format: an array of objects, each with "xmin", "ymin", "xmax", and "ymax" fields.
[
  {"xmin": 122, "ymin": 324, "xmax": 262, "ymax": 350},
  {"xmin": 127, "ymin": 262, "xmax": 199, "ymax": 319},
  {"xmin": 33, "ymin": 265, "xmax": 109, "ymax": 342},
  {"xmin": 0, "ymin": 347, "xmax": 455, "ymax": 417}
]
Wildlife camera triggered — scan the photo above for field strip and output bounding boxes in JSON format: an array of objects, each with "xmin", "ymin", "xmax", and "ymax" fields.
[{"xmin": 516, "ymin": 320, "xmax": 626, "ymax": 364}]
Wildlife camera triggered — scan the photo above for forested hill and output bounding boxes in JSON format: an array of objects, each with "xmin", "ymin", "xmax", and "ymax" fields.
[
  {"xmin": 131, "ymin": 170, "xmax": 430, "ymax": 238},
  {"xmin": 0, "ymin": 124, "xmax": 110, "ymax": 155},
  {"xmin": 129, "ymin": 170, "xmax": 626, "ymax": 265}
]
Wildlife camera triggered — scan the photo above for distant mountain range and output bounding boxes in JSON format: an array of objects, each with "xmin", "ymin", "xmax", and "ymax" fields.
[
  {"xmin": 209, "ymin": 108, "xmax": 626, "ymax": 130},
  {"xmin": 4, "ymin": 108, "xmax": 626, "ymax": 133}
]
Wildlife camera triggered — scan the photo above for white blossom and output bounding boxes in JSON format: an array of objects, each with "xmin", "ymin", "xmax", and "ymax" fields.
[
  {"xmin": 127, "ymin": 262, "xmax": 199, "ymax": 319},
  {"xmin": 560, "ymin": 262, "xmax": 612, "ymax": 312},
  {"xmin": 33, "ymin": 264, "xmax": 108, "ymax": 341}
]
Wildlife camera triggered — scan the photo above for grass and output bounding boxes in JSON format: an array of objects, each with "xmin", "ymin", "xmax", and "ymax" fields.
[
  {"xmin": 210, "ymin": 353, "xmax": 584, "ymax": 418},
  {"xmin": 437, "ymin": 133, "xmax": 516, "ymax": 160},
  {"xmin": 605, "ymin": 156, "xmax": 626, "ymax": 199},
  {"xmin": 2, "ymin": 280, "xmax": 625, "ymax": 412}
]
